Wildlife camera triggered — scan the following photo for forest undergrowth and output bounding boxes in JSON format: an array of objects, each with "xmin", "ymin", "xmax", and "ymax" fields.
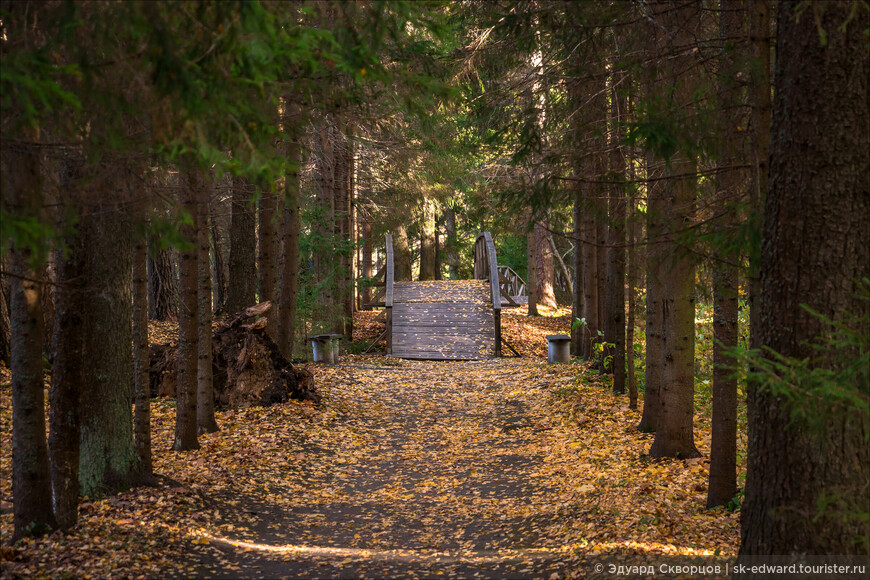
[{"xmin": 0, "ymin": 308, "xmax": 741, "ymax": 578}]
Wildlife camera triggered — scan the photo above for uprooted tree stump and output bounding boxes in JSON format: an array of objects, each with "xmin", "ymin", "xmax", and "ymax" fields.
[{"xmin": 149, "ymin": 302, "xmax": 319, "ymax": 407}]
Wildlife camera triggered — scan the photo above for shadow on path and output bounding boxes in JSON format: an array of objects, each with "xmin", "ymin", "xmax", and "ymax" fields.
[{"xmin": 181, "ymin": 359, "xmax": 574, "ymax": 579}]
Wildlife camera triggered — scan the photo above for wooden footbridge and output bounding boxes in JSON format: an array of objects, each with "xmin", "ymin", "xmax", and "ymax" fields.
[{"xmin": 363, "ymin": 233, "xmax": 525, "ymax": 360}]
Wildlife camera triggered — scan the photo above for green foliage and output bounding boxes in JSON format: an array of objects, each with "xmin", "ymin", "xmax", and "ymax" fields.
[
  {"xmin": 733, "ymin": 299, "xmax": 870, "ymax": 439},
  {"xmin": 495, "ymin": 234, "xmax": 528, "ymax": 281},
  {"xmin": 0, "ymin": 210, "xmax": 56, "ymax": 267},
  {"xmin": 146, "ymin": 212, "xmax": 194, "ymax": 254}
]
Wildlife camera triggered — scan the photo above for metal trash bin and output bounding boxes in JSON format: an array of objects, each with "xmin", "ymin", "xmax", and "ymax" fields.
[
  {"xmin": 309, "ymin": 334, "xmax": 343, "ymax": 364},
  {"xmin": 546, "ymin": 334, "xmax": 571, "ymax": 364}
]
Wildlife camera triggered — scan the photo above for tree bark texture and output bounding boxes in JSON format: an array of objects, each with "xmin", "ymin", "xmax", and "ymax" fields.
[
  {"xmin": 638, "ymin": 172, "xmax": 663, "ymax": 432},
  {"xmin": 394, "ymin": 224, "xmax": 412, "ymax": 282},
  {"xmin": 78, "ymin": 169, "xmax": 140, "ymax": 495},
  {"xmin": 741, "ymin": 1, "xmax": 869, "ymax": 555},
  {"xmin": 48, "ymin": 158, "xmax": 86, "ymax": 531},
  {"xmin": 419, "ymin": 197, "xmax": 437, "ymax": 281},
  {"xmin": 526, "ymin": 225, "xmax": 539, "ymax": 316},
  {"xmin": 595, "ymin": 219, "xmax": 607, "ymax": 354},
  {"xmin": 648, "ymin": 0, "xmax": 700, "ymax": 459},
  {"xmin": 133, "ymin": 218, "xmax": 152, "ymax": 479},
  {"xmin": 581, "ymin": 200, "xmax": 599, "ymax": 358},
  {"xmin": 445, "ymin": 205, "xmax": 459, "ymax": 280},
  {"xmin": 534, "ymin": 222, "xmax": 557, "ymax": 309},
  {"xmin": 40, "ymin": 260, "xmax": 55, "ymax": 363},
  {"xmin": 8, "ymin": 139, "xmax": 56, "ymax": 538},
  {"xmin": 210, "ymin": 218, "xmax": 227, "ymax": 312},
  {"xmin": 342, "ymin": 122, "xmax": 356, "ymax": 332},
  {"xmin": 315, "ymin": 122, "xmax": 338, "ymax": 331},
  {"xmin": 258, "ymin": 187, "xmax": 279, "ymax": 335},
  {"xmin": 626, "ymin": 190, "xmax": 638, "ymax": 410},
  {"xmin": 747, "ymin": 0, "xmax": 771, "ymax": 351},
  {"xmin": 0, "ymin": 265, "xmax": 10, "ymax": 365},
  {"xmin": 278, "ymin": 137, "xmax": 302, "ymax": 359},
  {"xmin": 606, "ymin": 83, "xmax": 626, "ymax": 392},
  {"xmin": 360, "ymin": 205, "xmax": 373, "ymax": 309},
  {"xmin": 50, "ymin": 218, "xmax": 85, "ymax": 529},
  {"xmin": 707, "ymin": 0, "xmax": 744, "ymax": 509},
  {"xmin": 196, "ymin": 174, "xmax": 219, "ymax": 434},
  {"xmin": 173, "ymin": 171, "xmax": 200, "ymax": 451},
  {"xmin": 637, "ymin": 11, "xmax": 663, "ymax": 433},
  {"xmin": 147, "ymin": 247, "xmax": 177, "ymax": 321},
  {"xmin": 226, "ymin": 176, "xmax": 257, "ymax": 315},
  {"xmin": 571, "ymin": 187, "xmax": 583, "ymax": 357},
  {"xmin": 548, "ymin": 230, "xmax": 572, "ymax": 297}
]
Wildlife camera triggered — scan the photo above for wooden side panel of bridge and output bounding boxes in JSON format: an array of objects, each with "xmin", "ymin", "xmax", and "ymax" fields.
[
  {"xmin": 364, "ymin": 232, "xmax": 524, "ymax": 361},
  {"xmin": 392, "ymin": 280, "xmax": 495, "ymax": 360}
]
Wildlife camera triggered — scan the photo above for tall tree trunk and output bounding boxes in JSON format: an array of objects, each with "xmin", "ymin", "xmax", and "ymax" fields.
[
  {"xmin": 210, "ymin": 219, "xmax": 227, "ymax": 312},
  {"xmin": 332, "ymin": 125, "xmax": 348, "ymax": 336},
  {"xmin": 0, "ymin": 263, "xmax": 10, "ymax": 365},
  {"xmin": 709, "ymin": 262, "xmax": 738, "ymax": 502},
  {"xmin": 394, "ymin": 224, "xmax": 412, "ymax": 282},
  {"xmin": 278, "ymin": 135, "xmax": 301, "ymax": 359},
  {"xmin": 78, "ymin": 168, "xmax": 140, "ymax": 494},
  {"xmin": 258, "ymin": 186, "xmax": 278, "ymax": 333},
  {"xmin": 547, "ymin": 231, "xmax": 572, "ymax": 296},
  {"xmin": 571, "ymin": 186, "xmax": 583, "ymax": 357},
  {"xmin": 648, "ymin": 0, "xmax": 701, "ymax": 459},
  {"xmin": 434, "ymin": 214, "xmax": 442, "ymax": 281},
  {"xmin": 534, "ymin": 222, "xmax": 557, "ymax": 308},
  {"xmin": 606, "ymin": 83, "xmax": 626, "ymax": 393},
  {"xmin": 639, "ymin": 170, "xmax": 663, "ymax": 432},
  {"xmin": 625, "ymin": 92, "xmax": 639, "ymax": 409},
  {"xmin": 50, "ymin": 210, "xmax": 84, "ymax": 530},
  {"xmin": 637, "ymin": 12, "xmax": 663, "ymax": 432},
  {"xmin": 595, "ymin": 219, "xmax": 607, "ymax": 352},
  {"xmin": 444, "ymin": 205, "xmax": 459, "ymax": 280},
  {"xmin": 196, "ymin": 173, "xmax": 218, "ymax": 435},
  {"xmin": 343, "ymin": 121, "xmax": 356, "ymax": 336},
  {"xmin": 40, "ymin": 260, "xmax": 55, "ymax": 363},
  {"xmin": 581, "ymin": 202, "xmax": 599, "ymax": 357},
  {"xmin": 360, "ymin": 206, "xmax": 372, "ymax": 309},
  {"xmin": 133, "ymin": 230, "xmax": 152, "ymax": 476},
  {"xmin": 173, "ymin": 170, "xmax": 200, "ymax": 451},
  {"xmin": 419, "ymin": 197, "xmax": 437, "ymax": 281},
  {"xmin": 707, "ymin": 0, "xmax": 744, "ymax": 509},
  {"xmin": 747, "ymin": 0, "xmax": 770, "ymax": 351},
  {"xmin": 8, "ymin": 136, "xmax": 56, "ymax": 538},
  {"xmin": 132, "ymin": 188, "xmax": 153, "ymax": 481},
  {"xmin": 147, "ymin": 248, "xmax": 177, "ymax": 321},
  {"xmin": 225, "ymin": 176, "xmax": 256, "ymax": 314},
  {"xmin": 526, "ymin": 224, "xmax": 539, "ymax": 316},
  {"xmin": 626, "ymin": 189, "xmax": 638, "ymax": 410},
  {"xmin": 741, "ymin": 1, "xmax": 869, "ymax": 555},
  {"xmin": 315, "ymin": 122, "xmax": 337, "ymax": 330}
]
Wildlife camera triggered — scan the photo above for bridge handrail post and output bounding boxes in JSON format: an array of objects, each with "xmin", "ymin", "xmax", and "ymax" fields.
[
  {"xmin": 384, "ymin": 234, "xmax": 394, "ymax": 308},
  {"xmin": 476, "ymin": 232, "xmax": 502, "ymax": 357},
  {"xmin": 385, "ymin": 234, "xmax": 394, "ymax": 354}
]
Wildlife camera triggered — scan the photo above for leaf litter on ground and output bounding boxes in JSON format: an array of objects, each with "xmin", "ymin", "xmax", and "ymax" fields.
[{"xmin": 0, "ymin": 309, "xmax": 740, "ymax": 578}]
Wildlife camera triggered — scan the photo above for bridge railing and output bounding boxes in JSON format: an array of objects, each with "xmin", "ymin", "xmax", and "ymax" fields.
[
  {"xmin": 497, "ymin": 265, "xmax": 526, "ymax": 297},
  {"xmin": 360, "ymin": 234, "xmax": 394, "ymax": 354},
  {"xmin": 474, "ymin": 232, "xmax": 502, "ymax": 357},
  {"xmin": 361, "ymin": 234, "xmax": 393, "ymax": 308}
]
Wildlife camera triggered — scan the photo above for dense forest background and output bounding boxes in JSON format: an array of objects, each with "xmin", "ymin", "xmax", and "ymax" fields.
[{"xmin": 1, "ymin": 0, "xmax": 867, "ymax": 564}]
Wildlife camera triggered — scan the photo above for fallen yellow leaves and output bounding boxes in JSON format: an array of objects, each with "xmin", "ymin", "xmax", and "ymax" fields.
[{"xmin": 0, "ymin": 309, "xmax": 741, "ymax": 578}]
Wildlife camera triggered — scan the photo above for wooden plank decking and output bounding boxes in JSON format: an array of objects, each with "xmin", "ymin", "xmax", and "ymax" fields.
[{"xmin": 391, "ymin": 280, "xmax": 496, "ymax": 360}]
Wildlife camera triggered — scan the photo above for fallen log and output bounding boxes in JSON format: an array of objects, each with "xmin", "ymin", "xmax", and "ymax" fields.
[{"xmin": 149, "ymin": 301, "xmax": 319, "ymax": 407}]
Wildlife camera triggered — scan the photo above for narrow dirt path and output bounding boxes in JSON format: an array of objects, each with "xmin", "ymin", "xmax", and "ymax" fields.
[{"xmin": 186, "ymin": 358, "xmax": 578, "ymax": 579}]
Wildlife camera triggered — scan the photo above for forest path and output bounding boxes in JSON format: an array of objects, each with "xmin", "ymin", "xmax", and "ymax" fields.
[{"xmin": 184, "ymin": 358, "xmax": 580, "ymax": 579}]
